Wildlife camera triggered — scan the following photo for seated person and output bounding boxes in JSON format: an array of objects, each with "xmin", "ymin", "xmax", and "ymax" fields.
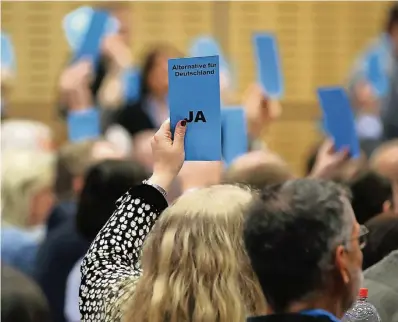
[
  {"xmin": 36, "ymin": 159, "xmax": 147, "ymax": 322},
  {"xmin": 244, "ymin": 179, "xmax": 365, "ymax": 322},
  {"xmin": 47, "ymin": 139, "xmax": 122, "ymax": 232},
  {"xmin": 1, "ymin": 150, "xmax": 55, "ymax": 276},
  {"xmin": 1, "ymin": 264, "xmax": 51, "ymax": 322}
]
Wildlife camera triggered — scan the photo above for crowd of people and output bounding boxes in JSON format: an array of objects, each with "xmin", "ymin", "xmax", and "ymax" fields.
[{"xmin": 1, "ymin": 2, "xmax": 398, "ymax": 322}]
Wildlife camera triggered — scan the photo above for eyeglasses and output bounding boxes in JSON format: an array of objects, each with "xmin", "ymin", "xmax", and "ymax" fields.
[{"xmin": 344, "ymin": 225, "xmax": 369, "ymax": 250}]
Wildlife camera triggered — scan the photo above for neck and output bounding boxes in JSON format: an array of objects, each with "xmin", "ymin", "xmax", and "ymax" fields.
[{"xmin": 286, "ymin": 294, "xmax": 344, "ymax": 319}]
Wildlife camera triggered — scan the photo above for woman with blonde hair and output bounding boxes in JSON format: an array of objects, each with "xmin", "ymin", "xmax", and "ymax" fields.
[
  {"xmin": 79, "ymin": 119, "xmax": 266, "ymax": 322},
  {"xmin": 1, "ymin": 150, "xmax": 55, "ymax": 276},
  {"xmin": 124, "ymin": 185, "xmax": 266, "ymax": 322}
]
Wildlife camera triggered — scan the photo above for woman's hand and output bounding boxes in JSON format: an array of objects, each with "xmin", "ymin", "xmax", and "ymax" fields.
[
  {"xmin": 148, "ymin": 119, "xmax": 187, "ymax": 191},
  {"xmin": 309, "ymin": 139, "xmax": 349, "ymax": 180},
  {"xmin": 242, "ymin": 83, "xmax": 282, "ymax": 138},
  {"xmin": 59, "ymin": 60, "xmax": 93, "ymax": 111},
  {"xmin": 101, "ymin": 34, "xmax": 132, "ymax": 69}
]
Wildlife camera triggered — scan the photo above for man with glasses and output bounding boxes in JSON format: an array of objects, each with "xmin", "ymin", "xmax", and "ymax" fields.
[{"xmin": 244, "ymin": 179, "xmax": 368, "ymax": 322}]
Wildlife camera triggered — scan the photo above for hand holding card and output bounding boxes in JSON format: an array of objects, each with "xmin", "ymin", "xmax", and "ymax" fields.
[
  {"xmin": 317, "ymin": 86, "xmax": 360, "ymax": 159},
  {"xmin": 168, "ymin": 55, "xmax": 222, "ymax": 161}
]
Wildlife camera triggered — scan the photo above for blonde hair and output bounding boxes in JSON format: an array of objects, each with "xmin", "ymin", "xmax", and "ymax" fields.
[
  {"xmin": 1, "ymin": 150, "xmax": 55, "ymax": 228},
  {"xmin": 123, "ymin": 185, "xmax": 266, "ymax": 322}
]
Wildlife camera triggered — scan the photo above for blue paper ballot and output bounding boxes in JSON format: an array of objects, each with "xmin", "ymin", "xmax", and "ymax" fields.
[
  {"xmin": 367, "ymin": 51, "xmax": 389, "ymax": 97},
  {"xmin": 123, "ymin": 67, "xmax": 141, "ymax": 103},
  {"xmin": 67, "ymin": 108, "xmax": 101, "ymax": 142},
  {"xmin": 253, "ymin": 33, "xmax": 284, "ymax": 99},
  {"xmin": 63, "ymin": 6, "xmax": 119, "ymax": 52},
  {"xmin": 168, "ymin": 55, "xmax": 221, "ymax": 161},
  {"xmin": 189, "ymin": 36, "xmax": 235, "ymax": 90},
  {"xmin": 72, "ymin": 10, "xmax": 113, "ymax": 66},
  {"xmin": 1, "ymin": 32, "xmax": 16, "ymax": 71},
  {"xmin": 317, "ymin": 87, "xmax": 360, "ymax": 158},
  {"xmin": 222, "ymin": 107, "xmax": 248, "ymax": 166}
]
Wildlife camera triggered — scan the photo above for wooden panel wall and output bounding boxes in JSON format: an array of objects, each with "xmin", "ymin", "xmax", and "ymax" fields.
[{"xmin": 1, "ymin": 1, "xmax": 393, "ymax": 174}]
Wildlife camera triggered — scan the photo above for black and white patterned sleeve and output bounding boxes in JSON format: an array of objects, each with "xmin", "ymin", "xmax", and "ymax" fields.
[{"xmin": 79, "ymin": 184, "xmax": 168, "ymax": 322}]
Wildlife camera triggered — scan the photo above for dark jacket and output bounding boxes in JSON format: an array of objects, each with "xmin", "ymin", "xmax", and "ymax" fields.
[
  {"xmin": 248, "ymin": 313, "xmax": 336, "ymax": 322},
  {"xmin": 382, "ymin": 56, "xmax": 398, "ymax": 141},
  {"xmin": 113, "ymin": 99, "xmax": 156, "ymax": 137},
  {"xmin": 34, "ymin": 218, "xmax": 90, "ymax": 322}
]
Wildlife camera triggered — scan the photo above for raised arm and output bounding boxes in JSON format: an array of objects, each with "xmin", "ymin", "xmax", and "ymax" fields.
[{"xmin": 79, "ymin": 119, "xmax": 186, "ymax": 321}]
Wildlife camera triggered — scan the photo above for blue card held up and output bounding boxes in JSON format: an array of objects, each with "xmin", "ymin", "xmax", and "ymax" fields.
[
  {"xmin": 67, "ymin": 108, "xmax": 101, "ymax": 142},
  {"xmin": 1, "ymin": 32, "xmax": 16, "ymax": 71},
  {"xmin": 367, "ymin": 51, "xmax": 389, "ymax": 98},
  {"xmin": 63, "ymin": 6, "xmax": 119, "ymax": 52},
  {"xmin": 123, "ymin": 67, "xmax": 141, "ymax": 103},
  {"xmin": 168, "ymin": 55, "xmax": 221, "ymax": 161},
  {"xmin": 317, "ymin": 87, "xmax": 360, "ymax": 158},
  {"xmin": 253, "ymin": 33, "xmax": 284, "ymax": 99},
  {"xmin": 189, "ymin": 36, "xmax": 235, "ymax": 91},
  {"xmin": 72, "ymin": 10, "xmax": 112, "ymax": 66},
  {"xmin": 222, "ymin": 107, "xmax": 248, "ymax": 166}
]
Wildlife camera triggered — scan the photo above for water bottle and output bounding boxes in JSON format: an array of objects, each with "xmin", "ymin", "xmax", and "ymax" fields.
[{"xmin": 342, "ymin": 288, "xmax": 381, "ymax": 322}]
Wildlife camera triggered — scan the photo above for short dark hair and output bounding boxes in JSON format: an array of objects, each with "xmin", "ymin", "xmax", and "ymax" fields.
[
  {"xmin": 349, "ymin": 171, "xmax": 392, "ymax": 224},
  {"xmin": 363, "ymin": 214, "xmax": 398, "ymax": 269},
  {"xmin": 244, "ymin": 179, "xmax": 352, "ymax": 312},
  {"xmin": 76, "ymin": 159, "xmax": 148, "ymax": 240},
  {"xmin": 54, "ymin": 140, "xmax": 97, "ymax": 200},
  {"xmin": 386, "ymin": 3, "xmax": 398, "ymax": 33},
  {"xmin": 1, "ymin": 264, "xmax": 51, "ymax": 322}
]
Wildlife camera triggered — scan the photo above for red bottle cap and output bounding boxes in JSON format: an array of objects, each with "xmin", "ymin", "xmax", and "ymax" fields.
[{"xmin": 358, "ymin": 288, "xmax": 368, "ymax": 298}]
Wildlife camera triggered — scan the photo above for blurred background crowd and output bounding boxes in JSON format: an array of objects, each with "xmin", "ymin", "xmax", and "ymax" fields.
[{"xmin": 1, "ymin": 1, "xmax": 398, "ymax": 322}]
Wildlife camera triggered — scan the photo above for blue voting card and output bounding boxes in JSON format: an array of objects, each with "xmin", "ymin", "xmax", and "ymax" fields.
[
  {"xmin": 72, "ymin": 10, "xmax": 112, "ymax": 66},
  {"xmin": 317, "ymin": 87, "xmax": 360, "ymax": 158},
  {"xmin": 222, "ymin": 107, "xmax": 248, "ymax": 166},
  {"xmin": 63, "ymin": 6, "xmax": 119, "ymax": 52},
  {"xmin": 1, "ymin": 32, "xmax": 16, "ymax": 71},
  {"xmin": 168, "ymin": 55, "xmax": 221, "ymax": 161},
  {"xmin": 67, "ymin": 108, "xmax": 101, "ymax": 142},
  {"xmin": 189, "ymin": 36, "xmax": 235, "ymax": 90},
  {"xmin": 123, "ymin": 67, "xmax": 141, "ymax": 103},
  {"xmin": 367, "ymin": 51, "xmax": 389, "ymax": 98},
  {"xmin": 253, "ymin": 33, "xmax": 284, "ymax": 99}
]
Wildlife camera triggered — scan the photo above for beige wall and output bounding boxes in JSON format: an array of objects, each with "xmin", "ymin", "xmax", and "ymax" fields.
[{"xmin": 1, "ymin": 1, "xmax": 393, "ymax": 174}]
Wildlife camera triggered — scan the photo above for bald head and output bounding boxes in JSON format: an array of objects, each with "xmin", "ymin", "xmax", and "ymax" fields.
[
  {"xmin": 223, "ymin": 150, "xmax": 293, "ymax": 190},
  {"xmin": 370, "ymin": 140, "xmax": 398, "ymax": 180}
]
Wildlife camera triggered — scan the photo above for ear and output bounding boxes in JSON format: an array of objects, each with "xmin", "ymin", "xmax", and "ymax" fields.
[
  {"xmin": 383, "ymin": 200, "xmax": 391, "ymax": 213},
  {"xmin": 72, "ymin": 176, "xmax": 84, "ymax": 195},
  {"xmin": 335, "ymin": 244, "xmax": 350, "ymax": 284}
]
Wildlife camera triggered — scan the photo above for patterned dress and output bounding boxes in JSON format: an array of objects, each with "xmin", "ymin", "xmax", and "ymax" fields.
[{"xmin": 79, "ymin": 184, "xmax": 168, "ymax": 321}]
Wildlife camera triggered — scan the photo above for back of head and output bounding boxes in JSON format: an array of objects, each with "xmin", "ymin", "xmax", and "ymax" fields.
[
  {"xmin": 363, "ymin": 214, "xmax": 398, "ymax": 270},
  {"xmin": 369, "ymin": 139, "xmax": 398, "ymax": 180},
  {"xmin": 1, "ymin": 119, "xmax": 53, "ymax": 152},
  {"xmin": 1, "ymin": 150, "xmax": 55, "ymax": 227},
  {"xmin": 244, "ymin": 179, "xmax": 356, "ymax": 313},
  {"xmin": 223, "ymin": 151, "xmax": 293, "ymax": 190},
  {"xmin": 1, "ymin": 264, "xmax": 51, "ymax": 322},
  {"xmin": 386, "ymin": 2, "xmax": 398, "ymax": 34},
  {"xmin": 349, "ymin": 170, "xmax": 392, "ymax": 224},
  {"xmin": 76, "ymin": 159, "xmax": 148, "ymax": 240},
  {"xmin": 55, "ymin": 139, "xmax": 123, "ymax": 200},
  {"xmin": 125, "ymin": 185, "xmax": 266, "ymax": 322}
]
